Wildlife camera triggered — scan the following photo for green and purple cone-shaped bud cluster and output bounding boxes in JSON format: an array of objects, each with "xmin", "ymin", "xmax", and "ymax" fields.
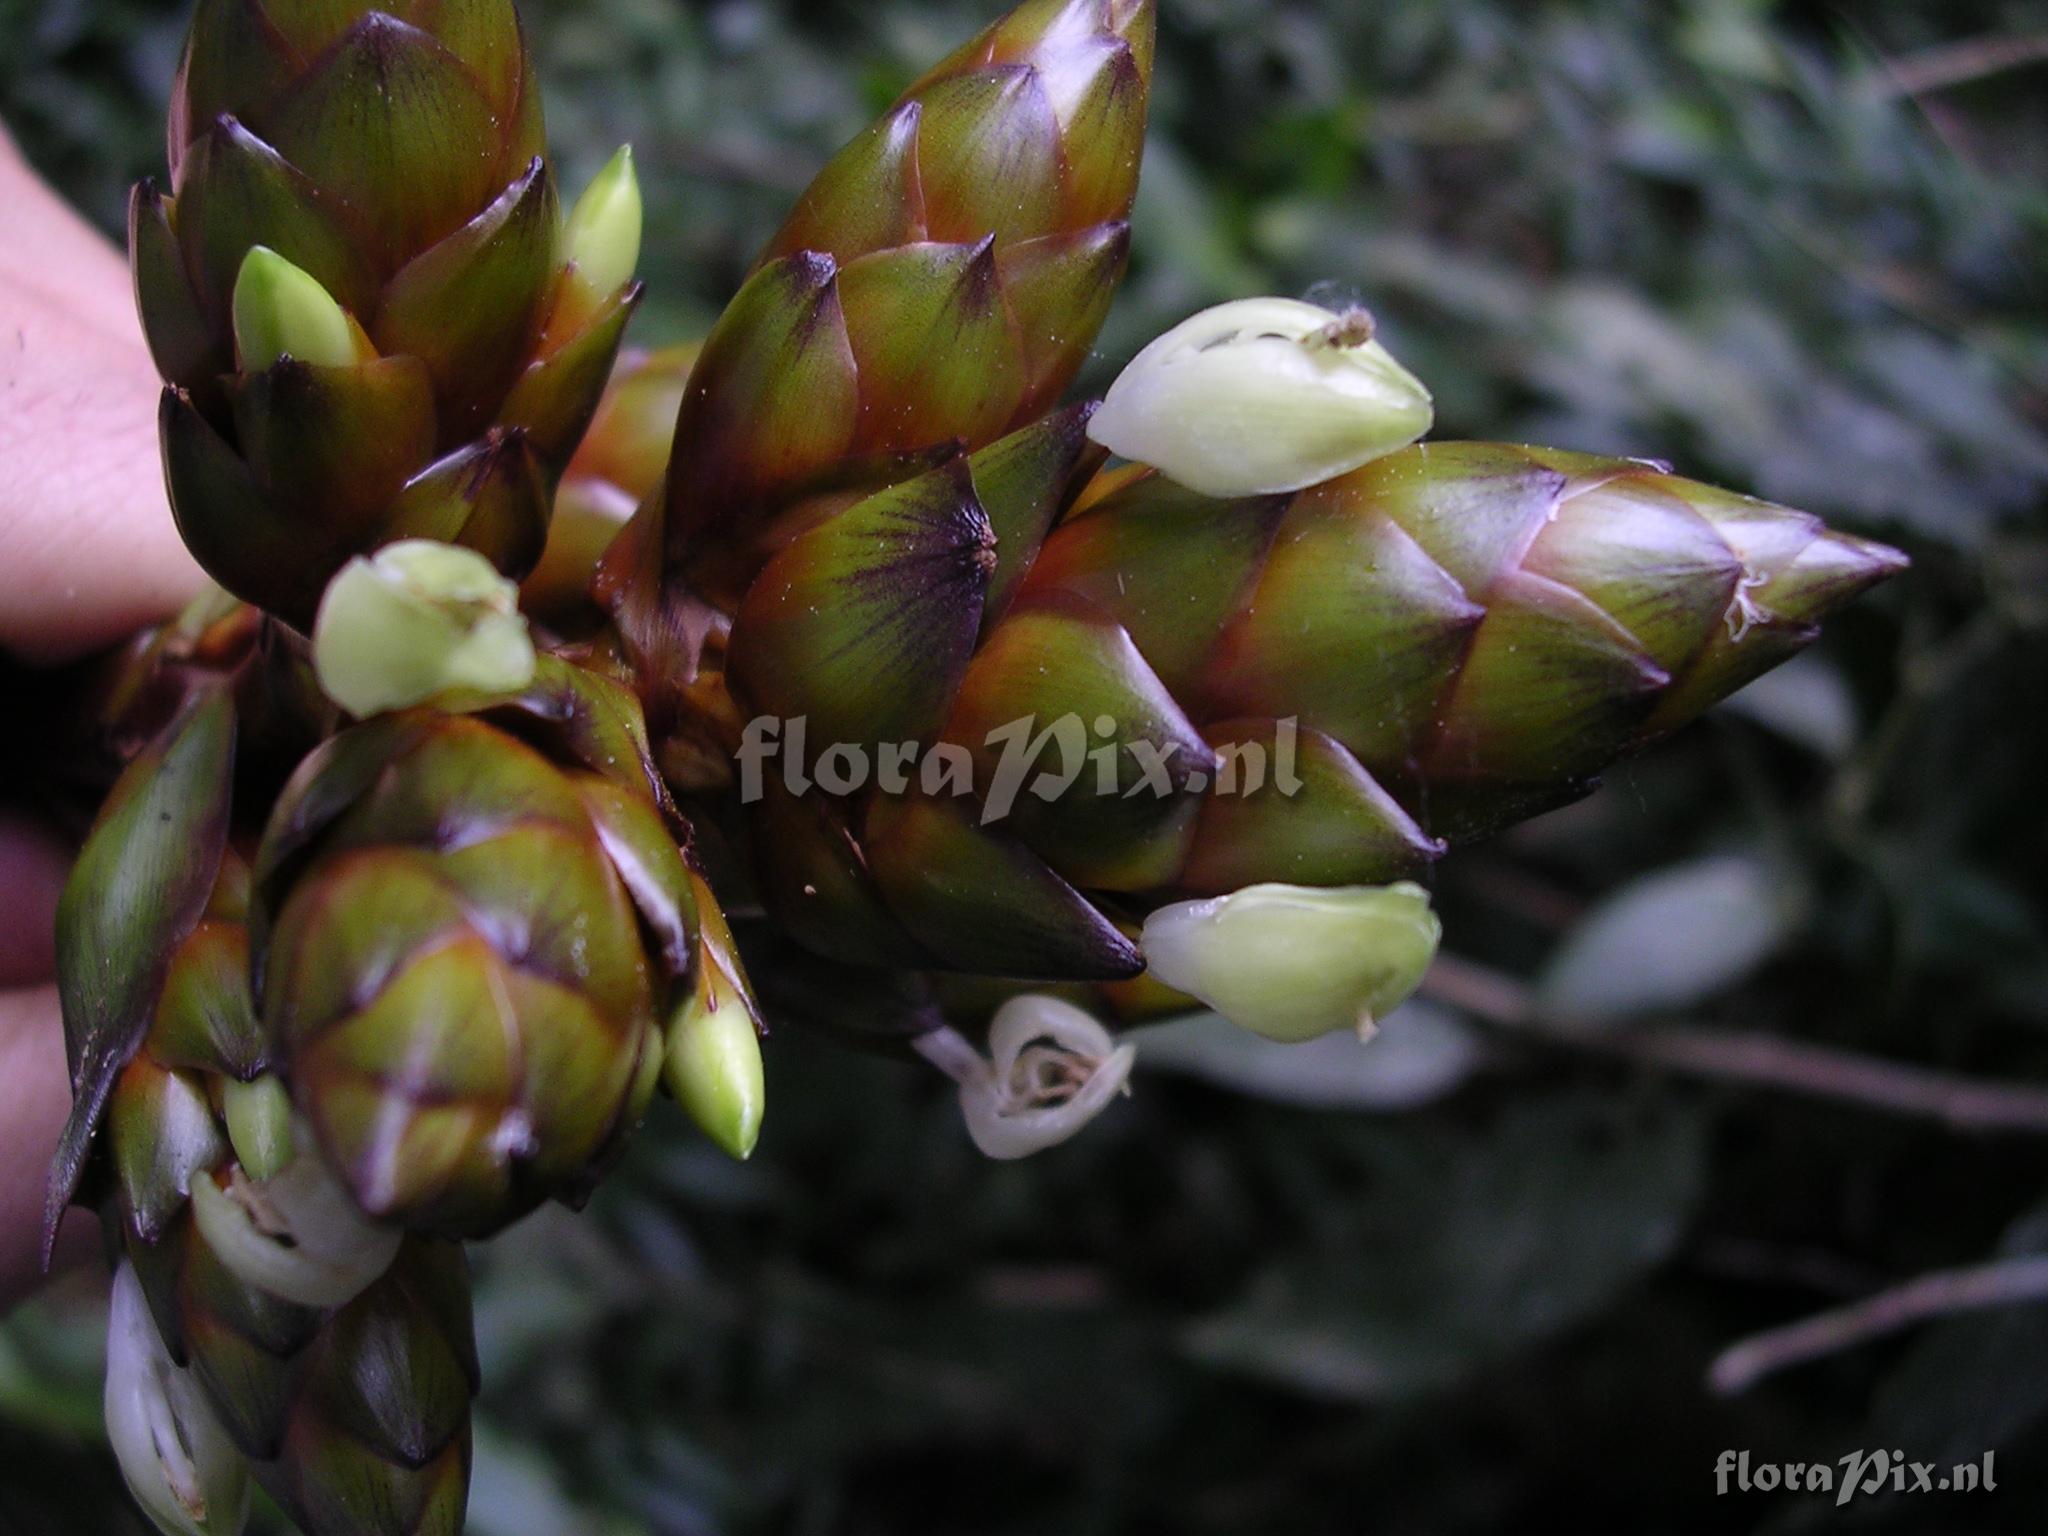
[
  {"xmin": 579, "ymin": 0, "xmax": 1906, "ymax": 1017},
  {"xmin": 713, "ymin": 425, "xmax": 1904, "ymax": 983},
  {"xmin": 134, "ymin": 0, "xmax": 642, "ymax": 628},
  {"xmin": 251, "ymin": 658, "xmax": 729, "ymax": 1237},
  {"xmin": 59, "ymin": 694, "xmax": 476, "ymax": 1536},
  {"xmin": 1020, "ymin": 444, "xmax": 1912, "ymax": 847},
  {"xmin": 660, "ymin": 0, "xmax": 1154, "ymax": 599}
]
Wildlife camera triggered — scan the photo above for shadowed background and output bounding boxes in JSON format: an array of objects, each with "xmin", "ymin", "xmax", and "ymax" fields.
[{"xmin": 1, "ymin": 1, "xmax": 2045, "ymax": 1531}]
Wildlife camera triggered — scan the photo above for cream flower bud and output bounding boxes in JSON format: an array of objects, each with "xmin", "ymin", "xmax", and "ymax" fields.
[
  {"xmin": 189, "ymin": 1144, "xmax": 401, "ymax": 1309},
  {"xmin": 312, "ymin": 540, "xmax": 536, "ymax": 717},
  {"xmin": 105, "ymin": 1261, "xmax": 251, "ymax": 1536},
  {"xmin": 661, "ymin": 872, "xmax": 766, "ymax": 1160},
  {"xmin": 1087, "ymin": 297, "xmax": 1433, "ymax": 496},
  {"xmin": 663, "ymin": 982, "xmax": 766, "ymax": 1163},
  {"xmin": 953, "ymin": 996, "xmax": 1137, "ymax": 1160},
  {"xmin": 1140, "ymin": 881, "xmax": 1442, "ymax": 1043},
  {"xmin": 562, "ymin": 145, "xmax": 644, "ymax": 306},
  {"xmin": 230, "ymin": 246, "xmax": 361, "ymax": 372}
]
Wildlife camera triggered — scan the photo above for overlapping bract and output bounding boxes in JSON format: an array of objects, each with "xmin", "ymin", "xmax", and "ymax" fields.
[
  {"xmin": 252, "ymin": 658, "xmax": 715, "ymax": 1237},
  {"xmin": 134, "ymin": 0, "xmax": 640, "ymax": 628},
  {"xmin": 661, "ymin": 0, "xmax": 1155, "ymax": 599},
  {"xmin": 709, "ymin": 427, "xmax": 1905, "ymax": 983},
  {"xmin": 121, "ymin": 1132, "xmax": 475, "ymax": 1536}
]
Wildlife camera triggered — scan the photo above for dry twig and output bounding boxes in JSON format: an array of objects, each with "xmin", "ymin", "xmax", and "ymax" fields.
[
  {"xmin": 1424, "ymin": 953, "xmax": 2048, "ymax": 1135},
  {"xmin": 1866, "ymin": 34, "xmax": 2048, "ymax": 101},
  {"xmin": 1708, "ymin": 1254, "xmax": 2048, "ymax": 1395}
]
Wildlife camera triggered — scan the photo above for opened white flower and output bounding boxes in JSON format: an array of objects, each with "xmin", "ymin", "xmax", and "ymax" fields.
[
  {"xmin": 105, "ymin": 1261, "xmax": 251, "ymax": 1536},
  {"xmin": 312, "ymin": 540, "xmax": 536, "ymax": 717},
  {"xmin": 1088, "ymin": 297, "xmax": 1433, "ymax": 497},
  {"xmin": 189, "ymin": 1142, "xmax": 401, "ymax": 1309},
  {"xmin": 1141, "ymin": 881, "xmax": 1442, "ymax": 1042},
  {"xmin": 916, "ymin": 997, "xmax": 1137, "ymax": 1160}
]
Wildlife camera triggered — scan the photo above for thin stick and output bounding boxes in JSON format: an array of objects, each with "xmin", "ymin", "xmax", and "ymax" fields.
[
  {"xmin": 1424, "ymin": 953, "xmax": 2048, "ymax": 1135},
  {"xmin": 1593, "ymin": 1025, "xmax": 2048, "ymax": 1135},
  {"xmin": 1867, "ymin": 34, "xmax": 2048, "ymax": 101},
  {"xmin": 1708, "ymin": 1254, "xmax": 2048, "ymax": 1395}
]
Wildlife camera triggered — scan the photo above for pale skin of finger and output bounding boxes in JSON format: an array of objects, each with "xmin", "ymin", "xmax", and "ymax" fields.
[
  {"xmin": 1, "ymin": 124, "xmax": 202, "ymax": 1305},
  {"xmin": 0, "ymin": 987, "xmax": 99, "ymax": 1308},
  {"xmin": 0, "ymin": 808, "xmax": 98, "ymax": 1307},
  {"xmin": 0, "ymin": 814, "xmax": 68, "ymax": 987},
  {"xmin": 0, "ymin": 125, "xmax": 204, "ymax": 663}
]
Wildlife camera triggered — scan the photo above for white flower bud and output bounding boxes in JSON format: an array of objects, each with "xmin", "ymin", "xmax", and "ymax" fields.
[
  {"xmin": 952, "ymin": 996, "xmax": 1137, "ymax": 1160},
  {"xmin": 189, "ymin": 1144, "xmax": 401, "ymax": 1309},
  {"xmin": 1140, "ymin": 881, "xmax": 1442, "ymax": 1042},
  {"xmin": 105, "ymin": 1262, "xmax": 251, "ymax": 1536},
  {"xmin": 1087, "ymin": 297, "xmax": 1433, "ymax": 496},
  {"xmin": 312, "ymin": 540, "xmax": 536, "ymax": 717}
]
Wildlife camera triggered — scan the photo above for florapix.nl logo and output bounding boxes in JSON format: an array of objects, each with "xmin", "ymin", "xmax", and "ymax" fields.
[
  {"xmin": 1715, "ymin": 1449, "xmax": 1997, "ymax": 1507},
  {"xmin": 733, "ymin": 713, "xmax": 1309, "ymax": 823}
]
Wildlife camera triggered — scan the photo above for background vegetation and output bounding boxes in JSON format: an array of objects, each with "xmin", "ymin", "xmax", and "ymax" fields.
[{"xmin": 3, "ymin": 0, "xmax": 2046, "ymax": 1530}]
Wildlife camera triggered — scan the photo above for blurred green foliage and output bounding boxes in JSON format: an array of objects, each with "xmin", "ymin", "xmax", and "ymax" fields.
[{"xmin": 3, "ymin": 0, "xmax": 2047, "ymax": 1531}]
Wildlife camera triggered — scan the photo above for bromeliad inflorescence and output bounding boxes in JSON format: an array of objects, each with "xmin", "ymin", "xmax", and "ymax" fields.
[{"xmin": 39, "ymin": 1, "xmax": 1905, "ymax": 1531}]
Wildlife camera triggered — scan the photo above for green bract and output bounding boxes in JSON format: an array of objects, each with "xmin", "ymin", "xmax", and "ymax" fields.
[
  {"xmin": 72, "ymin": 724, "xmax": 479, "ymax": 1536},
  {"xmin": 686, "ymin": 435, "xmax": 1905, "ymax": 994},
  {"xmin": 650, "ymin": 0, "xmax": 1157, "ymax": 610}
]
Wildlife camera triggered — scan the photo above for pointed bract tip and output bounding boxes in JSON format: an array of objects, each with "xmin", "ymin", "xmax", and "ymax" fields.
[
  {"xmin": 781, "ymin": 248, "xmax": 841, "ymax": 292},
  {"xmin": 1758, "ymin": 527, "xmax": 1912, "ymax": 627},
  {"xmin": 1831, "ymin": 531, "xmax": 1912, "ymax": 581}
]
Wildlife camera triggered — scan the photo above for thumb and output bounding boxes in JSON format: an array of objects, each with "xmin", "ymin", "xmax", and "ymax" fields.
[{"xmin": 0, "ymin": 132, "xmax": 203, "ymax": 664}]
